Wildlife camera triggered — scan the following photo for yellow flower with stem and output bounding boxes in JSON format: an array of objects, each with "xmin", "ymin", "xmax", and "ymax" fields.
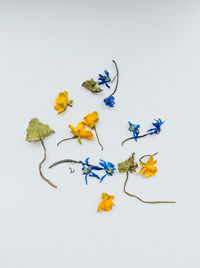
[
  {"xmin": 82, "ymin": 111, "xmax": 103, "ymax": 150},
  {"xmin": 54, "ymin": 91, "xmax": 73, "ymax": 114},
  {"xmin": 97, "ymin": 193, "xmax": 115, "ymax": 212},
  {"xmin": 138, "ymin": 153, "xmax": 158, "ymax": 178},
  {"xmin": 57, "ymin": 122, "xmax": 94, "ymax": 146}
]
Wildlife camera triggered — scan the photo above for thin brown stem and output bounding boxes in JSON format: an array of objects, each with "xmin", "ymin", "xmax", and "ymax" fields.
[
  {"xmin": 49, "ymin": 159, "xmax": 103, "ymax": 169},
  {"xmin": 39, "ymin": 139, "xmax": 57, "ymax": 188},
  {"xmin": 57, "ymin": 136, "xmax": 77, "ymax": 146},
  {"xmin": 121, "ymin": 133, "xmax": 150, "ymax": 146},
  {"xmin": 139, "ymin": 152, "xmax": 158, "ymax": 163},
  {"xmin": 123, "ymin": 172, "xmax": 176, "ymax": 204},
  {"xmin": 106, "ymin": 60, "xmax": 119, "ymax": 98},
  {"xmin": 94, "ymin": 126, "xmax": 103, "ymax": 150}
]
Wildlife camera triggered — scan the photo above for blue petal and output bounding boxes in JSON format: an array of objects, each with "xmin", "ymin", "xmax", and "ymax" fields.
[{"xmin": 100, "ymin": 174, "xmax": 107, "ymax": 183}]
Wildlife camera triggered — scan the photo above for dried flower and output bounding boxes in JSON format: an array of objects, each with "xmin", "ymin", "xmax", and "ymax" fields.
[
  {"xmin": 97, "ymin": 193, "xmax": 115, "ymax": 212},
  {"xmin": 98, "ymin": 70, "xmax": 111, "ymax": 88},
  {"xmin": 68, "ymin": 123, "xmax": 94, "ymax": 144},
  {"xmin": 138, "ymin": 155, "xmax": 158, "ymax": 178},
  {"xmin": 54, "ymin": 91, "xmax": 73, "ymax": 114}
]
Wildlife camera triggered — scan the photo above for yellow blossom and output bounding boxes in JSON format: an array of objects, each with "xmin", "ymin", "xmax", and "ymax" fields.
[
  {"xmin": 54, "ymin": 91, "xmax": 73, "ymax": 114},
  {"xmin": 82, "ymin": 111, "xmax": 99, "ymax": 129},
  {"xmin": 138, "ymin": 155, "xmax": 157, "ymax": 178},
  {"xmin": 97, "ymin": 192, "xmax": 115, "ymax": 212},
  {"xmin": 68, "ymin": 122, "xmax": 94, "ymax": 144}
]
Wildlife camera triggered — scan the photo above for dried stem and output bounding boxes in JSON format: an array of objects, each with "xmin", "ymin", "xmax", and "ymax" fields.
[
  {"xmin": 106, "ymin": 60, "xmax": 119, "ymax": 98},
  {"xmin": 57, "ymin": 136, "xmax": 77, "ymax": 146},
  {"xmin": 94, "ymin": 126, "xmax": 104, "ymax": 150},
  {"xmin": 139, "ymin": 152, "xmax": 159, "ymax": 163},
  {"xmin": 39, "ymin": 139, "xmax": 57, "ymax": 188},
  {"xmin": 121, "ymin": 133, "xmax": 150, "ymax": 146},
  {"xmin": 49, "ymin": 159, "xmax": 103, "ymax": 169},
  {"xmin": 123, "ymin": 172, "xmax": 176, "ymax": 204}
]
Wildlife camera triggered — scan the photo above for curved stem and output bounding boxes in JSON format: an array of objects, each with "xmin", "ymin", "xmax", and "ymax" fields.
[
  {"xmin": 106, "ymin": 60, "xmax": 119, "ymax": 98},
  {"xmin": 94, "ymin": 126, "xmax": 104, "ymax": 150},
  {"xmin": 39, "ymin": 139, "xmax": 57, "ymax": 188},
  {"xmin": 139, "ymin": 152, "xmax": 158, "ymax": 163},
  {"xmin": 121, "ymin": 133, "xmax": 150, "ymax": 146},
  {"xmin": 111, "ymin": 74, "xmax": 117, "ymax": 83},
  {"xmin": 123, "ymin": 172, "xmax": 176, "ymax": 204},
  {"xmin": 49, "ymin": 159, "xmax": 103, "ymax": 169},
  {"xmin": 57, "ymin": 136, "xmax": 77, "ymax": 146}
]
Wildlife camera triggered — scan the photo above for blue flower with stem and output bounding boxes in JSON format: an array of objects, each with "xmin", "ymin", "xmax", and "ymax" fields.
[
  {"xmin": 104, "ymin": 60, "xmax": 119, "ymax": 108},
  {"xmin": 80, "ymin": 158, "xmax": 102, "ymax": 185},
  {"xmin": 98, "ymin": 70, "xmax": 111, "ymax": 88},
  {"xmin": 147, "ymin": 118, "xmax": 165, "ymax": 135},
  {"xmin": 99, "ymin": 160, "xmax": 115, "ymax": 183},
  {"xmin": 128, "ymin": 122, "xmax": 140, "ymax": 142}
]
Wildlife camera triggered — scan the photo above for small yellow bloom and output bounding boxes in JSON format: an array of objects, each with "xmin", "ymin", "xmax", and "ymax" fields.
[
  {"xmin": 68, "ymin": 122, "xmax": 94, "ymax": 144},
  {"xmin": 97, "ymin": 192, "xmax": 115, "ymax": 212},
  {"xmin": 82, "ymin": 111, "xmax": 99, "ymax": 129},
  {"xmin": 138, "ymin": 155, "xmax": 158, "ymax": 178},
  {"xmin": 54, "ymin": 91, "xmax": 73, "ymax": 114}
]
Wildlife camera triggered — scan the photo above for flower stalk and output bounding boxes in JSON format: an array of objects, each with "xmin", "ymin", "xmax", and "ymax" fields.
[{"xmin": 124, "ymin": 172, "xmax": 176, "ymax": 204}]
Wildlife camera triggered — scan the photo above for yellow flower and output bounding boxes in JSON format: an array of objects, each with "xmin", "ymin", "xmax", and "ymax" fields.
[
  {"xmin": 138, "ymin": 155, "xmax": 158, "ymax": 178},
  {"xmin": 82, "ymin": 111, "xmax": 99, "ymax": 129},
  {"xmin": 54, "ymin": 91, "xmax": 73, "ymax": 114},
  {"xmin": 97, "ymin": 192, "xmax": 115, "ymax": 212},
  {"xmin": 68, "ymin": 122, "xmax": 94, "ymax": 144}
]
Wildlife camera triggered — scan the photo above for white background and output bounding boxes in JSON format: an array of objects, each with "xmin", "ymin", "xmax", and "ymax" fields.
[{"xmin": 0, "ymin": 0, "xmax": 199, "ymax": 267}]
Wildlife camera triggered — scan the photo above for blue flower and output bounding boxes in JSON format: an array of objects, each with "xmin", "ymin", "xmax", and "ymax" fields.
[
  {"xmin": 99, "ymin": 160, "xmax": 115, "ymax": 183},
  {"xmin": 104, "ymin": 96, "xmax": 115, "ymax": 107},
  {"xmin": 80, "ymin": 158, "xmax": 102, "ymax": 185},
  {"xmin": 98, "ymin": 70, "xmax": 111, "ymax": 88},
  {"xmin": 147, "ymin": 118, "xmax": 165, "ymax": 135},
  {"xmin": 128, "ymin": 122, "xmax": 140, "ymax": 142}
]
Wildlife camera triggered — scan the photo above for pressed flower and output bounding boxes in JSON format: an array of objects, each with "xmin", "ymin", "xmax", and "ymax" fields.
[
  {"xmin": 98, "ymin": 70, "xmax": 111, "ymax": 88},
  {"xmin": 118, "ymin": 153, "xmax": 176, "ymax": 204},
  {"xmin": 122, "ymin": 118, "xmax": 165, "ymax": 146},
  {"xmin": 82, "ymin": 111, "xmax": 103, "ymax": 150},
  {"xmin": 68, "ymin": 123, "xmax": 94, "ymax": 144},
  {"xmin": 128, "ymin": 122, "xmax": 140, "ymax": 142},
  {"xmin": 80, "ymin": 158, "xmax": 101, "ymax": 184},
  {"xmin": 104, "ymin": 60, "xmax": 119, "ymax": 107},
  {"xmin": 99, "ymin": 160, "xmax": 115, "ymax": 182},
  {"xmin": 138, "ymin": 155, "xmax": 158, "ymax": 178},
  {"xmin": 54, "ymin": 91, "xmax": 73, "ymax": 114},
  {"xmin": 83, "ymin": 111, "xmax": 99, "ymax": 129},
  {"xmin": 97, "ymin": 193, "xmax": 115, "ymax": 212},
  {"xmin": 104, "ymin": 95, "xmax": 115, "ymax": 107},
  {"xmin": 147, "ymin": 118, "xmax": 165, "ymax": 135}
]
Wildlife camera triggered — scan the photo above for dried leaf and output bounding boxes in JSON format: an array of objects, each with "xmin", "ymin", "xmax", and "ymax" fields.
[
  {"xmin": 118, "ymin": 153, "xmax": 138, "ymax": 173},
  {"xmin": 26, "ymin": 118, "xmax": 55, "ymax": 142},
  {"xmin": 82, "ymin": 79, "xmax": 103, "ymax": 93}
]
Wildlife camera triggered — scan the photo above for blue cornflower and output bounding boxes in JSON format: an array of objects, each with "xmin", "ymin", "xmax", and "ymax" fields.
[
  {"xmin": 99, "ymin": 160, "xmax": 115, "ymax": 183},
  {"xmin": 80, "ymin": 158, "xmax": 102, "ymax": 185},
  {"xmin": 98, "ymin": 70, "xmax": 111, "ymax": 88},
  {"xmin": 104, "ymin": 96, "xmax": 115, "ymax": 107},
  {"xmin": 147, "ymin": 118, "xmax": 165, "ymax": 135},
  {"xmin": 128, "ymin": 122, "xmax": 140, "ymax": 142}
]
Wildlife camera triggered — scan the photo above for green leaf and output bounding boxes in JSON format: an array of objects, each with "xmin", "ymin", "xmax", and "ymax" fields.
[
  {"xmin": 82, "ymin": 79, "xmax": 103, "ymax": 93},
  {"xmin": 118, "ymin": 153, "xmax": 138, "ymax": 173},
  {"xmin": 26, "ymin": 118, "xmax": 55, "ymax": 142}
]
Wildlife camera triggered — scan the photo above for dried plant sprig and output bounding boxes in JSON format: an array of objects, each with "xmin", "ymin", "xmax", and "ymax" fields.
[
  {"xmin": 122, "ymin": 118, "xmax": 165, "ymax": 146},
  {"xmin": 26, "ymin": 118, "xmax": 57, "ymax": 188},
  {"xmin": 104, "ymin": 60, "xmax": 119, "ymax": 107},
  {"xmin": 118, "ymin": 153, "xmax": 176, "ymax": 204}
]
